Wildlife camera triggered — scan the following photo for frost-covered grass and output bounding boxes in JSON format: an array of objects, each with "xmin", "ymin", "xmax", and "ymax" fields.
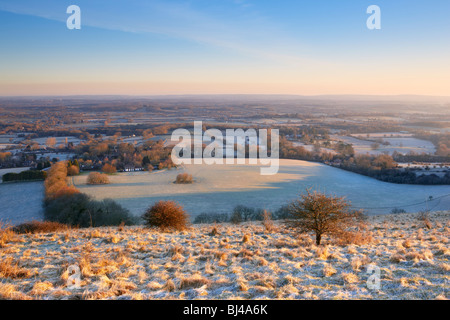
[{"xmin": 0, "ymin": 211, "xmax": 448, "ymax": 300}]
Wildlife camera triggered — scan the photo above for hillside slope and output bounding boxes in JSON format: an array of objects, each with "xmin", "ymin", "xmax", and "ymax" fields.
[{"xmin": 0, "ymin": 212, "xmax": 448, "ymax": 300}]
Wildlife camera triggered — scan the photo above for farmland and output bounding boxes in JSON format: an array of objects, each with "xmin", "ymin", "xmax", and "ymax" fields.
[{"xmin": 331, "ymin": 135, "xmax": 436, "ymax": 156}]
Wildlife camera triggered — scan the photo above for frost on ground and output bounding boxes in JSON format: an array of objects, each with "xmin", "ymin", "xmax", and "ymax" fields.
[{"xmin": 0, "ymin": 212, "xmax": 448, "ymax": 300}]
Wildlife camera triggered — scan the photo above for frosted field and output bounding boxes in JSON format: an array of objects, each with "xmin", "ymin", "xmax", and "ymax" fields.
[
  {"xmin": 1, "ymin": 160, "xmax": 449, "ymax": 226},
  {"xmin": 352, "ymin": 132, "xmax": 413, "ymax": 139},
  {"xmin": 332, "ymin": 135, "xmax": 436, "ymax": 156},
  {"xmin": 72, "ymin": 160, "xmax": 450, "ymax": 219},
  {"xmin": 0, "ymin": 212, "xmax": 448, "ymax": 300},
  {"xmin": 0, "ymin": 181, "xmax": 44, "ymax": 225}
]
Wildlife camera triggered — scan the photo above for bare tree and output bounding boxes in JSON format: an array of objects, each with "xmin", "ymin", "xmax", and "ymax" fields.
[
  {"xmin": 287, "ymin": 189, "xmax": 363, "ymax": 245},
  {"xmin": 46, "ymin": 137, "xmax": 56, "ymax": 149},
  {"xmin": 87, "ymin": 172, "xmax": 110, "ymax": 185}
]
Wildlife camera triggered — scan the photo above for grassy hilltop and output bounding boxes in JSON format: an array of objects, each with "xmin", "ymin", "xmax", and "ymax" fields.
[{"xmin": 0, "ymin": 211, "xmax": 448, "ymax": 300}]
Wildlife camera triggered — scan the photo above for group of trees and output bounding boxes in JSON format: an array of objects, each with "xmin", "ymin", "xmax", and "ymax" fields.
[
  {"xmin": 44, "ymin": 161, "xmax": 79, "ymax": 201},
  {"xmin": 339, "ymin": 154, "xmax": 450, "ymax": 185},
  {"xmin": 0, "ymin": 152, "xmax": 12, "ymax": 163},
  {"xmin": 87, "ymin": 172, "xmax": 110, "ymax": 185},
  {"xmin": 67, "ymin": 159, "xmax": 80, "ymax": 176},
  {"xmin": 2, "ymin": 170, "xmax": 47, "ymax": 182},
  {"xmin": 415, "ymin": 132, "xmax": 450, "ymax": 157},
  {"xmin": 280, "ymin": 136, "xmax": 450, "ymax": 185},
  {"xmin": 101, "ymin": 163, "xmax": 117, "ymax": 174},
  {"xmin": 193, "ymin": 205, "xmax": 291, "ymax": 224},
  {"xmin": 279, "ymin": 137, "xmax": 334, "ymax": 162},
  {"xmin": 43, "ymin": 161, "xmax": 132, "ymax": 227},
  {"xmin": 45, "ymin": 193, "xmax": 135, "ymax": 228},
  {"xmin": 74, "ymin": 139, "xmax": 174, "ymax": 172}
]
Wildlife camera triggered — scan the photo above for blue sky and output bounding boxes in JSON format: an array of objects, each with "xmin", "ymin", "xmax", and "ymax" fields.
[{"xmin": 0, "ymin": 0, "xmax": 449, "ymax": 96}]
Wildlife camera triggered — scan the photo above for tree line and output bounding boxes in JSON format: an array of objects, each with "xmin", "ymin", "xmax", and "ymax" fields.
[{"xmin": 43, "ymin": 161, "xmax": 135, "ymax": 227}]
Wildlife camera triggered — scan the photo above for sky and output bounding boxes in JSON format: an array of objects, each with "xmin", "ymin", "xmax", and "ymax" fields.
[{"xmin": 0, "ymin": 0, "xmax": 449, "ymax": 96}]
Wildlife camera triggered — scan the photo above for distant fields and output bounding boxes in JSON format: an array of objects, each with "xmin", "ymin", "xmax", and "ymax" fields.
[{"xmin": 331, "ymin": 135, "xmax": 436, "ymax": 156}]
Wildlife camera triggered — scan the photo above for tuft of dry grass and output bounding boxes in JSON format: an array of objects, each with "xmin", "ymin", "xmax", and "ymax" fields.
[
  {"xmin": 13, "ymin": 221, "xmax": 71, "ymax": 235},
  {"xmin": 29, "ymin": 281, "xmax": 54, "ymax": 296},
  {"xmin": 242, "ymin": 234, "xmax": 251, "ymax": 244},
  {"xmin": 316, "ymin": 246, "xmax": 330, "ymax": 260},
  {"xmin": 334, "ymin": 222, "xmax": 373, "ymax": 246},
  {"xmin": 163, "ymin": 279, "xmax": 176, "ymax": 292},
  {"xmin": 0, "ymin": 282, "xmax": 31, "ymax": 300},
  {"xmin": 209, "ymin": 225, "xmax": 220, "ymax": 236},
  {"xmin": 341, "ymin": 272, "xmax": 359, "ymax": 284},
  {"xmin": 0, "ymin": 257, "xmax": 34, "ymax": 279},
  {"xmin": 402, "ymin": 239, "xmax": 413, "ymax": 248},
  {"xmin": 262, "ymin": 210, "xmax": 275, "ymax": 233},
  {"xmin": 0, "ymin": 222, "xmax": 16, "ymax": 247},
  {"xmin": 179, "ymin": 274, "xmax": 211, "ymax": 290},
  {"xmin": 322, "ymin": 263, "xmax": 337, "ymax": 277}
]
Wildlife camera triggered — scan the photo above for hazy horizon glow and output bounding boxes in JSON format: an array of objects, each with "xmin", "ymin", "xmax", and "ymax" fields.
[{"xmin": 0, "ymin": 0, "xmax": 449, "ymax": 96}]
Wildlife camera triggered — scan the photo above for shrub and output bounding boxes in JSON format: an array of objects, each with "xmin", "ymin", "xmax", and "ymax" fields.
[
  {"xmin": 12, "ymin": 221, "xmax": 71, "ymax": 234},
  {"xmin": 44, "ymin": 193, "xmax": 135, "ymax": 228},
  {"xmin": 287, "ymin": 189, "xmax": 364, "ymax": 245},
  {"xmin": 230, "ymin": 210, "xmax": 243, "ymax": 224},
  {"xmin": 175, "ymin": 173, "xmax": 193, "ymax": 184},
  {"xmin": 417, "ymin": 210, "xmax": 432, "ymax": 229},
  {"xmin": 2, "ymin": 170, "xmax": 47, "ymax": 182},
  {"xmin": 334, "ymin": 221, "xmax": 373, "ymax": 245},
  {"xmin": 417, "ymin": 210, "xmax": 430, "ymax": 221},
  {"xmin": 391, "ymin": 208, "xmax": 406, "ymax": 214},
  {"xmin": 67, "ymin": 165, "xmax": 80, "ymax": 176},
  {"xmin": 262, "ymin": 210, "xmax": 275, "ymax": 232},
  {"xmin": 87, "ymin": 172, "xmax": 110, "ymax": 185},
  {"xmin": 142, "ymin": 201, "xmax": 189, "ymax": 231},
  {"xmin": 101, "ymin": 163, "xmax": 117, "ymax": 174},
  {"xmin": 158, "ymin": 158, "xmax": 175, "ymax": 170}
]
